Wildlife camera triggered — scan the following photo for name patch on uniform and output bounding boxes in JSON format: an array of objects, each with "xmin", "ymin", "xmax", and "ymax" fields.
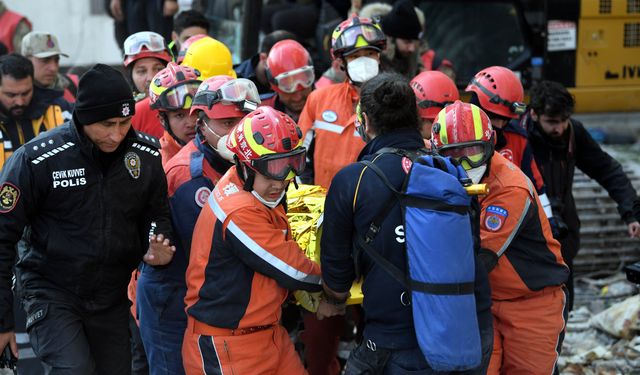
[
  {"xmin": 485, "ymin": 205, "xmax": 508, "ymax": 232},
  {"xmin": 321, "ymin": 110, "xmax": 338, "ymax": 123},
  {"xmin": 0, "ymin": 183, "xmax": 20, "ymax": 213},
  {"xmin": 124, "ymin": 152, "xmax": 141, "ymax": 179},
  {"xmin": 52, "ymin": 168, "xmax": 86, "ymax": 189},
  {"xmin": 194, "ymin": 187, "xmax": 211, "ymax": 207}
]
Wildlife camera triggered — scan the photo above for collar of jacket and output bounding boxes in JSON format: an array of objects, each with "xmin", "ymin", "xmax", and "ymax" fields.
[
  {"xmin": 194, "ymin": 131, "xmax": 233, "ymax": 175},
  {"xmin": 357, "ymin": 128, "xmax": 424, "ymax": 161},
  {"xmin": 29, "ymin": 85, "xmax": 65, "ymax": 119}
]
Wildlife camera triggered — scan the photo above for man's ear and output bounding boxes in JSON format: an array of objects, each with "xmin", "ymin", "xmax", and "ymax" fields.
[
  {"xmin": 530, "ymin": 109, "xmax": 539, "ymax": 122},
  {"xmin": 259, "ymin": 53, "xmax": 268, "ymax": 63},
  {"xmin": 171, "ymin": 31, "xmax": 179, "ymax": 43},
  {"xmin": 362, "ymin": 112, "xmax": 372, "ymax": 134}
]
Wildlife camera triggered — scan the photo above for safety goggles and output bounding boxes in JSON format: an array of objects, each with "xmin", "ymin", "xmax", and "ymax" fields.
[
  {"xmin": 418, "ymin": 99, "xmax": 454, "ymax": 109},
  {"xmin": 470, "ymin": 78, "xmax": 527, "ymax": 115},
  {"xmin": 152, "ymin": 81, "xmax": 201, "ymax": 110},
  {"xmin": 124, "ymin": 32, "xmax": 167, "ymax": 56},
  {"xmin": 193, "ymin": 78, "xmax": 260, "ymax": 111},
  {"xmin": 250, "ymin": 147, "xmax": 306, "ymax": 180},
  {"xmin": 334, "ymin": 24, "xmax": 386, "ymax": 53},
  {"xmin": 273, "ymin": 66, "xmax": 315, "ymax": 93},
  {"xmin": 436, "ymin": 141, "xmax": 493, "ymax": 169}
]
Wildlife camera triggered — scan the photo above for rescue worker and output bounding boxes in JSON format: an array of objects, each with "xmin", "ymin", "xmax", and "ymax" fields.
[
  {"xmin": 169, "ymin": 9, "xmax": 210, "ymax": 58},
  {"xmin": 126, "ymin": 31, "xmax": 172, "ymax": 138},
  {"xmin": 147, "ymin": 62, "xmax": 201, "ymax": 165},
  {"xmin": 526, "ymin": 80, "xmax": 640, "ymax": 311},
  {"xmin": 297, "ymin": 15, "xmax": 387, "ymax": 374},
  {"xmin": 0, "ymin": 64, "xmax": 175, "ymax": 374},
  {"xmin": 317, "ymin": 73, "xmax": 493, "ymax": 374},
  {"xmin": 0, "ymin": 53, "xmax": 68, "ymax": 169},
  {"xmin": 182, "ymin": 106, "xmax": 321, "ymax": 374},
  {"xmin": 176, "ymin": 34, "xmax": 206, "ymax": 65},
  {"xmin": 21, "ymin": 31, "xmax": 78, "ymax": 103},
  {"xmin": 410, "ymin": 70, "xmax": 459, "ymax": 139},
  {"xmin": 0, "ymin": 0, "xmax": 31, "ymax": 54},
  {"xmin": 262, "ymin": 39, "xmax": 315, "ymax": 122},
  {"xmin": 298, "ymin": 15, "xmax": 387, "ymax": 189},
  {"xmin": 431, "ymin": 101, "xmax": 569, "ymax": 374},
  {"xmin": 137, "ymin": 75, "xmax": 259, "ymax": 375},
  {"xmin": 234, "ymin": 30, "xmax": 297, "ymax": 100},
  {"xmin": 466, "ymin": 66, "xmax": 554, "ymax": 223}
]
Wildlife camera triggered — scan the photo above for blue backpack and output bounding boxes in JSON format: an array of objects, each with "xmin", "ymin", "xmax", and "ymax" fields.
[{"xmin": 358, "ymin": 149, "xmax": 481, "ymax": 371}]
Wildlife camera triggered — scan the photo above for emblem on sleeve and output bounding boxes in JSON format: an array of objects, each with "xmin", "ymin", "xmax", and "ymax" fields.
[
  {"xmin": 0, "ymin": 183, "xmax": 20, "ymax": 213},
  {"xmin": 124, "ymin": 152, "xmax": 141, "ymax": 179},
  {"xmin": 484, "ymin": 205, "xmax": 508, "ymax": 232},
  {"xmin": 194, "ymin": 187, "xmax": 211, "ymax": 207},
  {"xmin": 401, "ymin": 157, "xmax": 412, "ymax": 174}
]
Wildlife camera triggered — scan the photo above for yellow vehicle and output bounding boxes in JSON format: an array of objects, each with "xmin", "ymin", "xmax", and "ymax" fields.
[{"xmin": 417, "ymin": 0, "xmax": 640, "ymax": 113}]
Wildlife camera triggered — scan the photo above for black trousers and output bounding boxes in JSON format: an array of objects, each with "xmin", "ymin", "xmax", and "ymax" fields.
[{"xmin": 23, "ymin": 295, "xmax": 132, "ymax": 375}]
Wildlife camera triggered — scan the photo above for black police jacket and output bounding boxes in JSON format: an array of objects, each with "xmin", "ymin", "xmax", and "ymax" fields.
[
  {"xmin": 321, "ymin": 128, "xmax": 492, "ymax": 349},
  {"xmin": 0, "ymin": 118, "xmax": 172, "ymax": 332}
]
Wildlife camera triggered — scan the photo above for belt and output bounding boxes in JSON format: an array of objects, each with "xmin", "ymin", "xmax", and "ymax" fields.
[{"xmin": 192, "ymin": 319, "xmax": 275, "ymax": 336}]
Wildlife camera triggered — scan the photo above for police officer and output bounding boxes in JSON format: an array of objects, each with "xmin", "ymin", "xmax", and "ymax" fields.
[{"xmin": 0, "ymin": 64, "xmax": 175, "ymax": 375}]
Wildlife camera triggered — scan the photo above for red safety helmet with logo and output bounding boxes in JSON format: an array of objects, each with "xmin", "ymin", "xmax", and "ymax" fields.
[
  {"xmin": 330, "ymin": 15, "xmax": 387, "ymax": 60},
  {"xmin": 177, "ymin": 34, "xmax": 207, "ymax": 64},
  {"xmin": 123, "ymin": 31, "xmax": 172, "ymax": 67},
  {"xmin": 227, "ymin": 106, "xmax": 306, "ymax": 181},
  {"xmin": 266, "ymin": 40, "xmax": 315, "ymax": 94},
  {"xmin": 465, "ymin": 66, "xmax": 526, "ymax": 119},
  {"xmin": 149, "ymin": 62, "xmax": 202, "ymax": 111},
  {"xmin": 431, "ymin": 100, "xmax": 495, "ymax": 170},
  {"xmin": 410, "ymin": 71, "xmax": 459, "ymax": 121},
  {"xmin": 190, "ymin": 76, "xmax": 260, "ymax": 119}
]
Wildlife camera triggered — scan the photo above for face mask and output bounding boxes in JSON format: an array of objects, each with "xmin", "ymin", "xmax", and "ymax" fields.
[
  {"xmin": 347, "ymin": 56, "xmax": 379, "ymax": 83},
  {"xmin": 214, "ymin": 134, "xmax": 235, "ymax": 162},
  {"xmin": 465, "ymin": 165, "xmax": 487, "ymax": 184},
  {"xmin": 251, "ymin": 190, "xmax": 285, "ymax": 209}
]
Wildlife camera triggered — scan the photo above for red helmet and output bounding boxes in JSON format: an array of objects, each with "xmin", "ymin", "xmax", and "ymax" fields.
[
  {"xmin": 330, "ymin": 15, "xmax": 387, "ymax": 59},
  {"xmin": 266, "ymin": 40, "xmax": 315, "ymax": 94},
  {"xmin": 410, "ymin": 71, "xmax": 459, "ymax": 120},
  {"xmin": 190, "ymin": 76, "xmax": 260, "ymax": 119},
  {"xmin": 431, "ymin": 100, "xmax": 495, "ymax": 170},
  {"xmin": 177, "ymin": 34, "xmax": 207, "ymax": 64},
  {"xmin": 227, "ymin": 106, "xmax": 305, "ymax": 180},
  {"xmin": 465, "ymin": 66, "xmax": 526, "ymax": 119},
  {"xmin": 149, "ymin": 62, "xmax": 202, "ymax": 111},
  {"xmin": 123, "ymin": 31, "xmax": 172, "ymax": 67}
]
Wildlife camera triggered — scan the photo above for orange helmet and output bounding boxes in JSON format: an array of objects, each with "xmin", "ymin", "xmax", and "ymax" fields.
[
  {"xmin": 266, "ymin": 40, "xmax": 315, "ymax": 94},
  {"xmin": 331, "ymin": 15, "xmax": 387, "ymax": 59},
  {"xmin": 123, "ymin": 31, "xmax": 172, "ymax": 67},
  {"xmin": 177, "ymin": 34, "xmax": 207, "ymax": 64},
  {"xmin": 410, "ymin": 71, "xmax": 459, "ymax": 121},
  {"xmin": 149, "ymin": 62, "xmax": 202, "ymax": 111},
  {"xmin": 191, "ymin": 76, "xmax": 260, "ymax": 119},
  {"xmin": 431, "ymin": 101, "xmax": 495, "ymax": 170},
  {"xmin": 465, "ymin": 66, "xmax": 526, "ymax": 119},
  {"xmin": 227, "ymin": 106, "xmax": 305, "ymax": 181}
]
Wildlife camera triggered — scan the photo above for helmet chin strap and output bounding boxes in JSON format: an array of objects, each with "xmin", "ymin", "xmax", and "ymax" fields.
[{"xmin": 160, "ymin": 113, "xmax": 187, "ymax": 146}]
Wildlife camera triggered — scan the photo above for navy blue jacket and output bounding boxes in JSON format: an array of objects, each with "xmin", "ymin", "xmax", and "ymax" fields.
[{"xmin": 321, "ymin": 128, "xmax": 492, "ymax": 349}]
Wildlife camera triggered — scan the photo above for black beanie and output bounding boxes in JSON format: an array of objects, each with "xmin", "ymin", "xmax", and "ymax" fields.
[
  {"xmin": 381, "ymin": 0, "xmax": 422, "ymax": 40},
  {"xmin": 74, "ymin": 64, "xmax": 135, "ymax": 125}
]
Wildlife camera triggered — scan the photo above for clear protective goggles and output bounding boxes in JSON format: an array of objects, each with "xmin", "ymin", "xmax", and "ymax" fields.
[
  {"xmin": 193, "ymin": 78, "xmax": 260, "ymax": 111},
  {"xmin": 273, "ymin": 66, "xmax": 315, "ymax": 93},
  {"xmin": 124, "ymin": 32, "xmax": 167, "ymax": 56},
  {"xmin": 436, "ymin": 141, "xmax": 493, "ymax": 169},
  {"xmin": 250, "ymin": 147, "xmax": 306, "ymax": 181},
  {"xmin": 334, "ymin": 24, "xmax": 385, "ymax": 53},
  {"xmin": 153, "ymin": 81, "xmax": 201, "ymax": 110}
]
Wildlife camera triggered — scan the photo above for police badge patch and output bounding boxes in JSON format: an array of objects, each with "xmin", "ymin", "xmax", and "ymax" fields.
[
  {"xmin": 124, "ymin": 152, "xmax": 141, "ymax": 179},
  {"xmin": 0, "ymin": 183, "xmax": 20, "ymax": 213}
]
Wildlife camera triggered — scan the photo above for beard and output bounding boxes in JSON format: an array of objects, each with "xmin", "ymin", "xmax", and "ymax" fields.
[{"xmin": 0, "ymin": 101, "xmax": 26, "ymax": 118}]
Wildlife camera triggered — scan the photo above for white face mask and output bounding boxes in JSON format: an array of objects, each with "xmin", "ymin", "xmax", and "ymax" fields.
[
  {"xmin": 347, "ymin": 56, "xmax": 379, "ymax": 83},
  {"xmin": 465, "ymin": 165, "xmax": 487, "ymax": 184},
  {"xmin": 251, "ymin": 190, "xmax": 285, "ymax": 209},
  {"xmin": 214, "ymin": 134, "xmax": 235, "ymax": 162}
]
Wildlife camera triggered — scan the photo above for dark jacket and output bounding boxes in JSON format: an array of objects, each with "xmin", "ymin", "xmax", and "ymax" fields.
[
  {"xmin": 527, "ymin": 115, "xmax": 638, "ymax": 263},
  {"xmin": 233, "ymin": 54, "xmax": 276, "ymax": 101},
  {"xmin": 0, "ymin": 118, "xmax": 172, "ymax": 332},
  {"xmin": 321, "ymin": 128, "xmax": 492, "ymax": 349}
]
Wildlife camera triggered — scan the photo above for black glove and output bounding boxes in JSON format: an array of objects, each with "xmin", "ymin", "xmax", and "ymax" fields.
[{"xmin": 548, "ymin": 216, "xmax": 568, "ymax": 240}]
